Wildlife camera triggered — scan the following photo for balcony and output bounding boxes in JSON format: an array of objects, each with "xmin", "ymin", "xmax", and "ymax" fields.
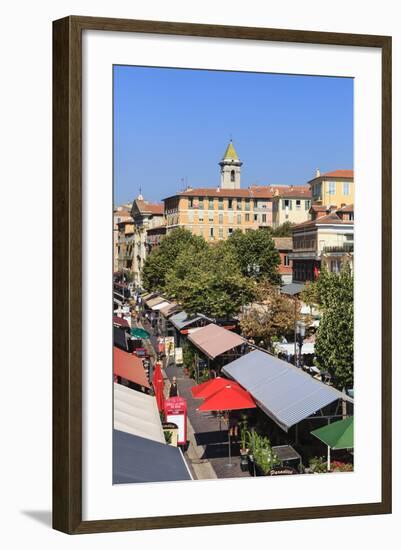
[{"xmin": 322, "ymin": 244, "xmax": 354, "ymax": 254}]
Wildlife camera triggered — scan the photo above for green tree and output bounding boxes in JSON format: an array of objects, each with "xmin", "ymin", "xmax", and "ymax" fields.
[
  {"xmin": 240, "ymin": 279, "xmax": 299, "ymax": 349},
  {"xmin": 226, "ymin": 229, "xmax": 281, "ymax": 284},
  {"xmin": 271, "ymin": 221, "xmax": 296, "ymax": 237},
  {"xmin": 142, "ymin": 228, "xmax": 207, "ymax": 291},
  {"xmin": 165, "ymin": 242, "xmax": 255, "ymax": 318},
  {"xmin": 303, "ymin": 266, "xmax": 354, "ymax": 390}
]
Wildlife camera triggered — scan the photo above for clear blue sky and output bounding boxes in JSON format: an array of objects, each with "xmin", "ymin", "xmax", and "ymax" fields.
[{"xmin": 114, "ymin": 65, "xmax": 353, "ymax": 205}]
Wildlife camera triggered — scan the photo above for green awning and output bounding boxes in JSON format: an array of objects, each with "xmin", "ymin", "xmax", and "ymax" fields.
[
  {"xmin": 130, "ymin": 327, "xmax": 150, "ymax": 340},
  {"xmin": 311, "ymin": 417, "xmax": 353, "ymax": 450}
]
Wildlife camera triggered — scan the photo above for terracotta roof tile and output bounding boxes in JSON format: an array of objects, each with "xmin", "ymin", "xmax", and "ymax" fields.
[{"xmin": 273, "ymin": 237, "xmax": 293, "ymax": 250}]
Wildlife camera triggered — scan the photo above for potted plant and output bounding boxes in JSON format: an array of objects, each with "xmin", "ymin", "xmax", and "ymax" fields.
[{"xmin": 238, "ymin": 415, "xmax": 249, "ymax": 471}]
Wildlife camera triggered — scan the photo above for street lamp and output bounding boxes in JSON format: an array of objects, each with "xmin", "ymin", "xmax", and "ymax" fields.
[{"xmin": 296, "ymin": 321, "xmax": 306, "ymax": 368}]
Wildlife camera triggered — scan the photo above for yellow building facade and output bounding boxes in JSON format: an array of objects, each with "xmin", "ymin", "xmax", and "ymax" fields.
[
  {"xmin": 164, "ymin": 189, "xmax": 274, "ymax": 242},
  {"xmin": 308, "ymin": 169, "xmax": 354, "ymax": 208}
]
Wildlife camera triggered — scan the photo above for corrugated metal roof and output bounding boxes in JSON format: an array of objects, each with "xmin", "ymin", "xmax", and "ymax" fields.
[
  {"xmin": 222, "ymin": 350, "xmax": 352, "ymax": 431},
  {"xmin": 169, "ymin": 311, "xmax": 203, "ymax": 330}
]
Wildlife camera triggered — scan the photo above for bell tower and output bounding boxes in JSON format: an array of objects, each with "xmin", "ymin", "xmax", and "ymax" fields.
[{"xmin": 219, "ymin": 140, "xmax": 242, "ymax": 189}]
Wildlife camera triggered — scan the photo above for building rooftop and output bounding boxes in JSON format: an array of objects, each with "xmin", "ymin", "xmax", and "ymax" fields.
[
  {"xmin": 222, "ymin": 140, "xmax": 239, "ymax": 160},
  {"xmin": 135, "ymin": 200, "xmax": 164, "ymax": 215},
  {"xmin": 164, "ymin": 185, "xmax": 311, "ymax": 201},
  {"xmin": 309, "ymin": 169, "xmax": 354, "ymax": 183},
  {"xmin": 293, "ymin": 210, "xmax": 354, "ymax": 230},
  {"xmin": 273, "ymin": 237, "xmax": 293, "ymax": 250}
]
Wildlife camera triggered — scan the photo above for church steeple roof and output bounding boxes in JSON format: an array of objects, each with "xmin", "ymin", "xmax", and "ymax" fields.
[{"xmin": 222, "ymin": 140, "xmax": 239, "ymax": 161}]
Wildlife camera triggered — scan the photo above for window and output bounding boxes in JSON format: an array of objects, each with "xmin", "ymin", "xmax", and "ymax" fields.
[
  {"xmin": 330, "ymin": 259, "xmax": 341, "ymax": 273},
  {"xmin": 245, "ymin": 213, "xmax": 250, "ymax": 222},
  {"xmin": 228, "ymin": 212, "xmax": 234, "ymax": 224},
  {"xmin": 343, "ymin": 182, "xmax": 350, "ymax": 195},
  {"xmin": 313, "ymin": 182, "xmax": 322, "ymax": 198},
  {"xmin": 305, "ymin": 200, "xmax": 311, "ymax": 210},
  {"xmin": 198, "ymin": 211, "xmax": 204, "ymax": 222},
  {"xmin": 349, "ymin": 212, "xmax": 354, "ymax": 221},
  {"xmin": 210, "ymin": 227, "xmax": 214, "ymax": 239},
  {"xmin": 228, "ymin": 228, "xmax": 233, "ymax": 235},
  {"xmin": 237, "ymin": 214, "xmax": 241, "ymax": 224},
  {"xmin": 328, "ymin": 181, "xmax": 336, "ymax": 195},
  {"xmin": 245, "ymin": 199, "xmax": 250, "ymax": 211},
  {"xmin": 188, "ymin": 197, "xmax": 194, "ymax": 208},
  {"xmin": 218, "ymin": 213, "xmax": 223, "ymax": 224},
  {"xmin": 218, "ymin": 198, "xmax": 223, "ymax": 210},
  {"xmin": 254, "ymin": 214, "xmax": 258, "ymax": 222},
  {"xmin": 208, "ymin": 197, "xmax": 214, "ymax": 209},
  {"xmin": 230, "ymin": 170, "xmax": 235, "ymax": 182},
  {"xmin": 296, "ymin": 199, "xmax": 301, "ymax": 209},
  {"xmin": 284, "ymin": 255, "xmax": 290, "ymax": 266},
  {"xmin": 219, "ymin": 227, "xmax": 224, "ymax": 239},
  {"xmin": 262, "ymin": 214, "xmax": 267, "ymax": 223},
  {"xmin": 208, "ymin": 211, "xmax": 214, "ymax": 222},
  {"xmin": 282, "ymin": 199, "xmax": 292, "ymax": 210},
  {"xmin": 237, "ymin": 200, "xmax": 242, "ymax": 210},
  {"xmin": 198, "ymin": 198, "xmax": 204, "ymax": 209},
  {"xmin": 228, "ymin": 199, "xmax": 233, "ymax": 209},
  {"xmin": 188, "ymin": 211, "xmax": 194, "ymax": 223}
]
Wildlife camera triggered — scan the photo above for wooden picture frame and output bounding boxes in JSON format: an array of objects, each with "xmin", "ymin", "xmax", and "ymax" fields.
[{"xmin": 53, "ymin": 15, "xmax": 392, "ymax": 534}]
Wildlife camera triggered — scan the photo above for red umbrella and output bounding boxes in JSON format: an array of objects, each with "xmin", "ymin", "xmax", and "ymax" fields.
[
  {"xmin": 191, "ymin": 376, "xmax": 230, "ymax": 399},
  {"xmin": 152, "ymin": 363, "xmax": 165, "ymax": 412},
  {"xmin": 197, "ymin": 382, "xmax": 256, "ymax": 466},
  {"xmin": 198, "ymin": 383, "xmax": 256, "ymax": 412}
]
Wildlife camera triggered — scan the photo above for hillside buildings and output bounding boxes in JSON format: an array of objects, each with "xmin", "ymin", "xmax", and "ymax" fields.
[{"xmin": 115, "ymin": 140, "xmax": 353, "ymax": 286}]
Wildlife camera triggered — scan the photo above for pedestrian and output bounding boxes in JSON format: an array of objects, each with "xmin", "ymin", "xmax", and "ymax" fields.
[{"xmin": 169, "ymin": 376, "xmax": 179, "ymax": 398}]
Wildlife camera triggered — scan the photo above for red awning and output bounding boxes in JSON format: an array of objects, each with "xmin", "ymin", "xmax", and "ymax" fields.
[
  {"xmin": 113, "ymin": 316, "xmax": 129, "ymax": 328},
  {"xmin": 198, "ymin": 382, "xmax": 256, "ymax": 412},
  {"xmin": 113, "ymin": 347, "xmax": 150, "ymax": 389}
]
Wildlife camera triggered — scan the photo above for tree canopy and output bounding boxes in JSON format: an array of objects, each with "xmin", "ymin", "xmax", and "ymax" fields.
[
  {"xmin": 226, "ymin": 229, "xmax": 281, "ymax": 284},
  {"xmin": 164, "ymin": 241, "xmax": 255, "ymax": 318},
  {"xmin": 142, "ymin": 228, "xmax": 207, "ymax": 291},
  {"xmin": 271, "ymin": 221, "xmax": 296, "ymax": 237},
  {"xmin": 240, "ymin": 279, "xmax": 299, "ymax": 349},
  {"xmin": 302, "ymin": 266, "xmax": 354, "ymax": 390}
]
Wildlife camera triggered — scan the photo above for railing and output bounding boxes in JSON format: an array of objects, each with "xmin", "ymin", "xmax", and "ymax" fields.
[{"xmin": 323, "ymin": 244, "xmax": 354, "ymax": 253}]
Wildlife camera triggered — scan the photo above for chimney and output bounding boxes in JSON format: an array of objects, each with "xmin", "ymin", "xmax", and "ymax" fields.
[{"xmin": 316, "ymin": 168, "xmax": 321, "ymax": 178}]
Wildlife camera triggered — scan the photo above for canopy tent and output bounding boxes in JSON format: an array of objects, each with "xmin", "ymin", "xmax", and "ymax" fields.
[
  {"xmin": 150, "ymin": 300, "xmax": 170, "ymax": 311},
  {"xmin": 159, "ymin": 302, "xmax": 181, "ymax": 318},
  {"xmin": 113, "ymin": 429, "xmax": 192, "ymax": 484},
  {"xmin": 113, "ymin": 383, "xmax": 164, "ymax": 443},
  {"xmin": 222, "ymin": 350, "xmax": 352, "ymax": 432},
  {"xmin": 169, "ymin": 311, "xmax": 203, "ymax": 331},
  {"xmin": 311, "ymin": 416, "xmax": 354, "ymax": 471},
  {"xmin": 146, "ymin": 296, "xmax": 167, "ymax": 308},
  {"xmin": 130, "ymin": 327, "xmax": 150, "ymax": 340},
  {"xmin": 188, "ymin": 323, "xmax": 245, "ymax": 359},
  {"xmin": 113, "ymin": 347, "xmax": 150, "ymax": 389}
]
